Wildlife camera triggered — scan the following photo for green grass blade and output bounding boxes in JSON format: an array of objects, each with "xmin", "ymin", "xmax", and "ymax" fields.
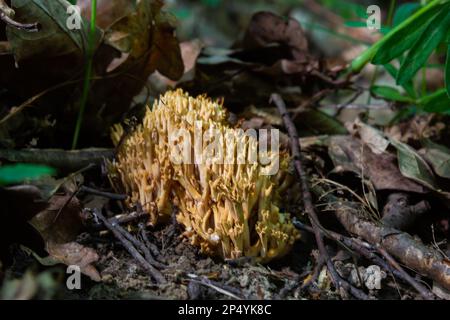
[{"xmin": 71, "ymin": 0, "xmax": 97, "ymax": 150}]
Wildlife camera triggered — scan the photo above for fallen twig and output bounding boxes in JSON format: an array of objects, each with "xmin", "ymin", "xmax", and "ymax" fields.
[
  {"xmin": 138, "ymin": 222, "xmax": 163, "ymax": 261},
  {"xmin": 289, "ymin": 89, "xmax": 332, "ymax": 120},
  {"xmin": 79, "ymin": 186, "xmax": 127, "ymax": 201},
  {"xmin": 186, "ymin": 274, "xmax": 244, "ymax": 300},
  {"xmin": 300, "ymin": 259, "xmax": 324, "ymax": 291},
  {"xmin": 90, "ymin": 211, "xmax": 148, "ymax": 231},
  {"xmin": 0, "ymin": 148, "xmax": 114, "ymax": 171},
  {"xmin": 94, "ymin": 209, "xmax": 166, "ymax": 284},
  {"xmin": 113, "ymin": 223, "xmax": 166, "ymax": 269},
  {"xmin": 271, "ymin": 93, "xmax": 368, "ymax": 300}
]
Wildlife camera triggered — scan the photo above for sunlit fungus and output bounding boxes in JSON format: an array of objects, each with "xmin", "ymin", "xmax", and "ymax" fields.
[{"xmin": 108, "ymin": 89, "xmax": 299, "ymax": 262}]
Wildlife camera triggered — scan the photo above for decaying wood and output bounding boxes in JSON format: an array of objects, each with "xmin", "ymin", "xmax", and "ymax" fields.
[
  {"xmin": 333, "ymin": 199, "xmax": 450, "ymax": 291},
  {"xmin": 0, "ymin": 148, "xmax": 114, "ymax": 171},
  {"xmin": 272, "ymin": 93, "xmax": 369, "ymax": 300},
  {"xmin": 294, "ymin": 219, "xmax": 435, "ymax": 300},
  {"xmin": 376, "ymin": 246, "xmax": 434, "ymax": 300}
]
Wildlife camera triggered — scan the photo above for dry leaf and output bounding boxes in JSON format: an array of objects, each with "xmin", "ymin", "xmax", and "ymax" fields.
[{"xmin": 30, "ymin": 195, "xmax": 100, "ymax": 281}]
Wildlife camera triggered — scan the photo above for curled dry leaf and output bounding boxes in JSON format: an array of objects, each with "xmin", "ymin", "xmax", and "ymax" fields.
[
  {"xmin": 48, "ymin": 242, "xmax": 101, "ymax": 282},
  {"xmin": 6, "ymin": 0, "xmax": 103, "ymax": 63},
  {"xmin": 104, "ymin": 0, "xmax": 183, "ymax": 80},
  {"xmin": 241, "ymin": 11, "xmax": 308, "ymax": 61},
  {"xmin": 235, "ymin": 11, "xmax": 325, "ymax": 78},
  {"xmin": 389, "ymin": 138, "xmax": 438, "ymax": 191},
  {"xmin": 148, "ymin": 39, "xmax": 204, "ymax": 93},
  {"xmin": 351, "ymin": 119, "xmax": 390, "ymax": 155},
  {"xmin": 30, "ymin": 195, "xmax": 101, "ymax": 281}
]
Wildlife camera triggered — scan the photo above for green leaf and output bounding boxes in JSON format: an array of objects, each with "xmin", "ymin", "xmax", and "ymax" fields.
[
  {"xmin": 0, "ymin": 164, "xmax": 56, "ymax": 185},
  {"xmin": 371, "ymin": 85, "xmax": 413, "ymax": 103},
  {"xmin": 6, "ymin": 0, "xmax": 103, "ymax": 62},
  {"xmin": 420, "ymin": 89, "xmax": 450, "ymax": 113},
  {"xmin": 446, "ymin": 44, "xmax": 450, "ymax": 98},
  {"xmin": 389, "ymin": 138, "xmax": 437, "ymax": 190},
  {"xmin": 371, "ymin": 3, "xmax": 443, "ymax": 65},
  {"xmin": 393, "ymin": 3, "xmax": 421, "ymax": 26},
  {"xmin": 383, "ymin": 63, "xmax": 416, "ymax": 98},
  {"xmin": 397, "ymin": 9, "xmax": 450, "ymax": 85},
  {"xmin": 422, "ymin": 139, "xmax": 450, "ymax": 179}
]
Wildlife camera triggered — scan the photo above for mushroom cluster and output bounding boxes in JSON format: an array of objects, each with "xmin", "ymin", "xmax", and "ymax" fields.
[{"xmin": 108, "ymin": 89, "xmax": 299, "ymax": 262}]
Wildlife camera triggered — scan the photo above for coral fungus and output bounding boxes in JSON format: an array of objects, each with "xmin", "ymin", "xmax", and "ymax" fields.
[{"xmin": 108, "ymin": 89, "xmax": 299, "ymax": 262}]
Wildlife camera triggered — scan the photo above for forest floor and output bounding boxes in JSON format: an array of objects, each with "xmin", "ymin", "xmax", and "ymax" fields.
[{"xmin": 1, "ymin": 0, "xmax": 450, "ymax": 300}]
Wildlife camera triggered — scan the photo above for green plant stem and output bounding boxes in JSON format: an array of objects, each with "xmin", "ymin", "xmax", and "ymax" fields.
[
  {"xmin": 367, "ymin": 0, "xmax": 396, "ymax": 104},
  {"xmin": 421, "ymin": 66, "xmax": 427, "ymax": 96},
  {"xmin": 351, "ymin": 0, "xmax": 443, "ymax": 73},
  {"xmin": 367, "ymin": 66, "xmax": 378, "ymax": 104},
  {"xmin": 386, "ymin": 0, "xmax": 397, "ymax": 26},
  {"xmin": 71, "ymin": 0, "xmax": 97, "ymax": 150}
]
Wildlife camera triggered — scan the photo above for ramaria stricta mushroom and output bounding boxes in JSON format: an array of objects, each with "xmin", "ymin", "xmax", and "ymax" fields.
[{"xmin": 108, "ymin": 89, "xmax": 299, "ymax": 263}]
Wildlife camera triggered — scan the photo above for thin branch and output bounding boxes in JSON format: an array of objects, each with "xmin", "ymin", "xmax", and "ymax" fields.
[
  {"xmin": 79, "ymin": 186, "xmax": 128, "ymax": 201},
  {"xmin": 138, "ymin": 223, "xmax": 163, "ymax": 260},
  {"xmin": 271, "ymin": 93, "xmax": 369, "ymax": 300},
  {"xmin": 289, "ymin": 89, "xmax": 332, "ymax": 120},
  {"xmin": 90, "ymin": 211, "xmax": 148, "ymax": 231},
  {"xmin": 186, "ymin": 274, "xmax": 243, "ymax": 300},
  {"xmin": 113, "ymin": 223, "xmax": 166, "ymax": 270},
  {"xmin": 94, "ymin": 209, "xmax": 166, "ymax": 284}
]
